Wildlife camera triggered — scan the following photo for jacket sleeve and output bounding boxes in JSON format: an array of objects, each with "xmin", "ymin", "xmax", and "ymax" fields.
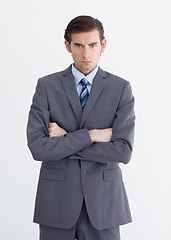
[
  {"xmin": 26, "ymin": 78, "xmax": 92, "ymax": 161},
  {"xmin": 70, "ymin": 81, "xmax": 135, "ymax": 164}
]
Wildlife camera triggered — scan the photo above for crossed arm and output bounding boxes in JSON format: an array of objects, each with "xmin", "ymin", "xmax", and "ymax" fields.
[
  {"xmin": 49, "ymin": 122, "xmax": 112, "ymax": 143},
  {"xmin": 27, "ymin": 78, "xmax": 135, "ymax": 164}
]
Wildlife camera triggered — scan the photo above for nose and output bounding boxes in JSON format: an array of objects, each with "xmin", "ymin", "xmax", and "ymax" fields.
[{"xmin": 82, "ymin": 46, "xmax": 90, "ymax": 59}]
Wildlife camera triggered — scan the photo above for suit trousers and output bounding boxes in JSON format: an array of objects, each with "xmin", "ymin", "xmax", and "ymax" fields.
[{"xmin": 39, "ymin": 200, "xmax": 120, "ymax": 240}]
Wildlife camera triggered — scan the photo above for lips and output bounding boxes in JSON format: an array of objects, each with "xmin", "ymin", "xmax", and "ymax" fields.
[{"xmin": 81, "ymin": 61, "xmax": 92, "ymax": 64}]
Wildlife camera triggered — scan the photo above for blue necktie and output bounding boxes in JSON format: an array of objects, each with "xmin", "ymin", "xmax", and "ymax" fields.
[{"xmin": 80, "ymin": 78, "xmax": 89, "ymax": 110}]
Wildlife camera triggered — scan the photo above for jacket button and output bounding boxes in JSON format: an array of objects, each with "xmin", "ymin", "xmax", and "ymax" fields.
[{"xmin": 82, "ymin": 170, "xmax": 87, "ymax": 174}]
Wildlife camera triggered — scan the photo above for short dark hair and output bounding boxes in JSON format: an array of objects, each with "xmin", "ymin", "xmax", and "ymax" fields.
[{"xmin": 64, "ymin": 15, "xmax": 105, "ymax": 44}]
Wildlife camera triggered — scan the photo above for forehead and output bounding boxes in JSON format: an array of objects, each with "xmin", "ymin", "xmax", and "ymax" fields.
[{"xmin": 70, "ymin": 29, "xmax": 101, "ymax": 44}]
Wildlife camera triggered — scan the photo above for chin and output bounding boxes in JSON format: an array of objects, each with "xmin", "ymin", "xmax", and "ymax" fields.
[{"xmin": 82, "ymin": 68, "xmax": 93, "ymax": 75}]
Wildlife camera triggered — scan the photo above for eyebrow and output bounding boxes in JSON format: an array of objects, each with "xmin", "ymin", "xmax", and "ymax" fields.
[
  {"xmin": 89, "ymin": 42, "xmax": 99, "ymax": 45},
  {"xmin": 73, "ymin": 42, "xmax": 99, "ymax": 46}
]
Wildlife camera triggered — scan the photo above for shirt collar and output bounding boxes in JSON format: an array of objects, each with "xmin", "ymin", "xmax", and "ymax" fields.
[{"xmin": 72, "ymin": 64, "xmax": 99, "ymax": 86}]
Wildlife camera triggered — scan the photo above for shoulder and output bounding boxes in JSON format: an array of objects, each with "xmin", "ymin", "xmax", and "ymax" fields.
[
  {"xmin": 99, "ymin": 68, "xmax": 131, "ymax": 90},
  {"xmin": 99, "ymin": 69, "xmax": 134, "ymax": 100},
  {"xmin": 37, "ymin": 65, "xmax": 72, "ymax": 86},
  {"xmin": 38, "ymin": 70, "xmax": 63, "ymax": 85},
  {"xmin": 103, "ymin": 69, "xmax": 129, "ymax": 85}
]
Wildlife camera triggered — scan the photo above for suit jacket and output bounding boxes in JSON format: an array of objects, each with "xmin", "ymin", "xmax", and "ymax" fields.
[{"xmin": 27, "ymin": 65, "xmax": 135, "ymax": 230}]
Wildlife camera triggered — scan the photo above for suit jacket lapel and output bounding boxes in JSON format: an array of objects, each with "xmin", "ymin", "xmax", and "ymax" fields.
[
  {"xmin": 60, "ymin": 65, "xmax": 82, "ymax": 123},
  {"xmin": 80, "ymin": 68, "xmax": 107, "ymax": 129}
]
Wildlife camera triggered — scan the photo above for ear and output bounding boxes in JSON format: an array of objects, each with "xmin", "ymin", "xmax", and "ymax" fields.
[
  {"xmin": 65, "ymin": 40, "xmax": 72, "ymax": 53},
  {"xmin": 101, "ymin": 38, "xmax": 106, "ymax": 53}
]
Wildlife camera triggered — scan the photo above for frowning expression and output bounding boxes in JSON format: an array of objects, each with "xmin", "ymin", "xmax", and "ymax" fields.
[{"xmin": 65, "ymin": 29, "xmax": 106, "ymax": 75}]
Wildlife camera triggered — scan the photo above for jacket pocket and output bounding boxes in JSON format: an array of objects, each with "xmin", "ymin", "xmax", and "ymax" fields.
[
  {"xmin": 42, "ymin": 159, "xmax": 68, "ymax": 170},
  {"xmin": 103, "ymin": 168, "xmax": 122, "ymax": 182},
  {"xmin": 40, "ymin": 167, "xmax": 66, "ymax": 181}
]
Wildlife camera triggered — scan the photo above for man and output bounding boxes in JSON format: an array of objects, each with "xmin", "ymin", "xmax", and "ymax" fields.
[{"xmin": 27, "ymin": 15, "xmax": 135, "ymax": 240}]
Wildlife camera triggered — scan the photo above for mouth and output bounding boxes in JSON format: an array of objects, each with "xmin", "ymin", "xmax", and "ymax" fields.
[{"xmin": 81, "ymin": 60, "xmax": 92, "ymax": 65}]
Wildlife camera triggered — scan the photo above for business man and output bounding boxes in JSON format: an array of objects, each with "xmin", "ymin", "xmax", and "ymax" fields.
[{"xmin": 27, "ymin": 15, "xmax": 135, "ymax": 240}]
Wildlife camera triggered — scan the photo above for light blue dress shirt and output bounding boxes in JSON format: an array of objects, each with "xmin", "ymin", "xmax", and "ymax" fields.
[{"xmin": 71, "ymin": 64, "xmax": 99, "ymax": 96}]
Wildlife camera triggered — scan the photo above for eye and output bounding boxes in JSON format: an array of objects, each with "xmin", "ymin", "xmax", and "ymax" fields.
[
  {"xmin": 75, "ymin": 44, "xmax": 82, "ymax": 48},
  {"xmin": 90, "ymin": 44, "xmax": 97, "ymax": 47}
]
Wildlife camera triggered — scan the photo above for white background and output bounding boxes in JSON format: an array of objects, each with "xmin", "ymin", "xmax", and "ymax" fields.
[{"xmin": 1, "ymin": 0, "xmax": 171, "ymax": 239}]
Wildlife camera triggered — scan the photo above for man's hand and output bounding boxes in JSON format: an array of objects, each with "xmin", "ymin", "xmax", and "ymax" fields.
[
  {"xmin": 49, "ymin": 122, "xmax": 67, "ymax": 137},
  {"xmin": 88, "ymin": 128, "xmax": 112, "ymax": 143},
  {"xmin": 49, "ymin": 122, "xmax": 112, "ymax": 143}
]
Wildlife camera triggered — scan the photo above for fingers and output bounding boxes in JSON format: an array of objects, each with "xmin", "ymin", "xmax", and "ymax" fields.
[
  {"xmin": 49, "ymin": 122, "xmax": 58, "ymax": 127},
  {"xmin": 49, "ymin": 122, "xmax": 57, "ymax": 137},
  {"xmin": 48, "ymin": 122, "xmax": 67, "ymax": 137},
  {"xmin": 49, "ymin": 126, "xmax": 53, "ymax": 137},
  {"xmin": 49, "ymin": 122, "xmax": 58, "ymax": 131}
]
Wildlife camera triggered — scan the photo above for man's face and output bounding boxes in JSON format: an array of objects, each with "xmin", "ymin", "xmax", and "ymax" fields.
[{"xmin": 65, "ymin": 29, "xmax": 106, "ymax": 75}]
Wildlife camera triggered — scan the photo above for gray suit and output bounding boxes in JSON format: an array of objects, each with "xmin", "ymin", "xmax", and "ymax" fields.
[{"xmin": 27, "ymin": 65, "xmax": 135, "ymax": 230}]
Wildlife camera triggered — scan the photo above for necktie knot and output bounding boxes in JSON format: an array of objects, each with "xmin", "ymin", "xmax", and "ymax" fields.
[{"xmin": 80, "ymin": 78, "xmax": 88, "ymax": 87}]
